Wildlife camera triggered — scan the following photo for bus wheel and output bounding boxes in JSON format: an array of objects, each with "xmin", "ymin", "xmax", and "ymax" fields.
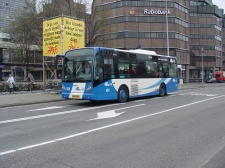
[
  {"xmin": 118, "ymin": 86, "xmax": 128, "ymax": 103},
  {"xmin": 159, "ymin": 84, "xmax": 166, "ymax": 97}
]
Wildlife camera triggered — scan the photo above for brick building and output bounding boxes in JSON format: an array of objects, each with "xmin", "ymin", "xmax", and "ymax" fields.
[{"xmin": 92, "ymin": 0, "xmax": 224, "ymax": 82}]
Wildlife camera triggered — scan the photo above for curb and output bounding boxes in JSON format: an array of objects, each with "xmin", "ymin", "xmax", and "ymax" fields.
[
  {"xmin": 0, "ymin": 98, "xmax": 65, "ymax": 108},
  {"xmin": 179, "ymin": 83, "xmax": 225, "ymax": 90}
]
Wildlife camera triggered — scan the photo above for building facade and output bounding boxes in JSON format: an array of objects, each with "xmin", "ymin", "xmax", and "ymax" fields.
[
  {"xmin": 93, "ymin": 0, "xmax": 224, "ymax": 82},
  {"xmin": 189, "ymin": 0, "xmax": 223, "ymax": 81},
  {"xmin": 0, "ymin": 0, "xmax": 37, "ymax": 32},
  {"xmin": 222, "ymin": 14, "xmax": 225, "ymax": 70}
]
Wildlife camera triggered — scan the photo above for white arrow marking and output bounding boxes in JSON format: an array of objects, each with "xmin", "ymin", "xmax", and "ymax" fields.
[
  {"xmin": 27, "ymin": 105, "xmax": 71, "ymax": 112},
  {"xmin": 1, "ymin": 95, "xmax": 225, "ymax": 156},
  {"xmin": 89, "ymin": 110, "xmax": 125, "ymax": 120},
  {"xmin": 0, "ymin": 103, "xmax": 124, "ymax": 125},
  {"xmin": 88, "ymin": 104, "xmax": 145, "ymax": 121}
]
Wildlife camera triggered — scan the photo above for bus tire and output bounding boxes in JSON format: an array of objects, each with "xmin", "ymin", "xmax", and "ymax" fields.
[
  {"xmin": 159, "ymin": 84, "xmax": 166, "ymax": 97},
  {"xmin": 118, "ymin": 86, "xmax": 128, "ymax": 103}
]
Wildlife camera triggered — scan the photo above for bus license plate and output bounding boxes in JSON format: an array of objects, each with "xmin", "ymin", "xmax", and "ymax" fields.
[{"xmin": 72, "ymin": 95, "xmax": 80, "ymax": 98}]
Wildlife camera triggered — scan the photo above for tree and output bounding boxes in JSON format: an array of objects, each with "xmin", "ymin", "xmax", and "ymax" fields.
[
  {"xmin": 6, "ymin": 0, "xmax": 43, "ymax": 69},
  {"xmin": 85, "ymin": 7, "xmax": 110, "ymax": 47},
  {"xmin": 6, "ymin": 0, "xmax": 110, "ymax": 67}
]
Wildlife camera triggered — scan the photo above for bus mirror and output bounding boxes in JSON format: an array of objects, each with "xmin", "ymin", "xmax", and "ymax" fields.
[{"xmin": 54, "ymin": 55, "xmax": 64, "ymax": 69}]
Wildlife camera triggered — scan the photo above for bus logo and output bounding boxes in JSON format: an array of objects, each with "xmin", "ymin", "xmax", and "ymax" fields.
[
  {"xmin": 75, "ymin": 87, "xmax": 84, "ymax": 91},
  {"xmin": 104, "ymin": 82, "xmax": 113, "ymax": 86}
]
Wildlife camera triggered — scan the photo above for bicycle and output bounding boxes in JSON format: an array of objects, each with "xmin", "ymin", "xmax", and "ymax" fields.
[
  {"xmin": 42, "ymin": 82, "xmax": 52, "ymax": 93},
  {"xmin": 0, "ymin": 82, "xmax": 19, "ymax": 94},
  {"xmin": 30, "ymin": 83, "xmax": 37, "ymax": 93},
  {"xmin": 20, "ymin": 82, "xmax": 37, "ymax": 93},
  {"xmin": 0, "ymin": 82, "xmax": 8, "ymax": 94},
  {"xmin": 43, "ymin": 81, "xmax": 61, "ymax": 94}
]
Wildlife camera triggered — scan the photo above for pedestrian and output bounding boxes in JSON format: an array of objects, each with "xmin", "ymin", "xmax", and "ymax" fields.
[
  {"xmin": 6, "ymin": 73, "xmax": 15, "ymax": 93},
  {"xmin": 27, "ymin": 72, "xmax": 34, "ymax": 91},
  {"xmin": 129, "ymin": 65, "xmax": 136, "ymax": 74}
]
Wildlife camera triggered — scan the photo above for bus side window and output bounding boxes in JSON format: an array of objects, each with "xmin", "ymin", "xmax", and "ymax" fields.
[
  {"xmin": 146, "ymin": 61, "xmax": 155, "ymax": 77},
  {"xmin": 169, "ymin": 63, "xmax": 177, "ymax": 78},
  {"xmin": 104, "ymin": 59, "xmax": 115, "ymax": 80},
  {"xmin": 151, "ymin": 62, "xmax": 158, "ymax": 78},
  {"xmin": 118, "ymin": 60, "xmax": 129, "ymax": 78},
  {"xmin": 137, "ymin": 62, "xmax": 146, "ymax": 78}
]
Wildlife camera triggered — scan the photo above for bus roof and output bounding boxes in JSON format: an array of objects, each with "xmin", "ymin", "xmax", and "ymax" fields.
[
  {"xmin": 76, "ymin": 47, "xmax": 175, "ymax": 58},
  {"xmin": 115, "ymin": 49, "xmax": 157, "ymax": 55}
]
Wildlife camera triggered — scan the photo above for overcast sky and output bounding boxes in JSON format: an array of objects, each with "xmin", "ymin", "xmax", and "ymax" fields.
[{"xmin": 212, "ymin": 0, "xmax": 225, "ymax": 11}]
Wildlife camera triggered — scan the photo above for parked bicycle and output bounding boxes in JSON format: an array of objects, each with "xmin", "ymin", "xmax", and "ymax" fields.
[
  {"xmin": 0, "ymin": 82, "xmax": 19, "ymax": 94},
  {"xmin": 43, "ymin": 81, "xmax": 61, "ymax": 94},
  {"xmin": 20, "ymin": 82, "xmax": 37, "ymax": 93}
]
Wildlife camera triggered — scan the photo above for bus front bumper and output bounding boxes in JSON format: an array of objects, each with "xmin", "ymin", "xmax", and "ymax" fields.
[{"xmin": 62, "ymin": 92, "xmax": 117, "ymax": 101}]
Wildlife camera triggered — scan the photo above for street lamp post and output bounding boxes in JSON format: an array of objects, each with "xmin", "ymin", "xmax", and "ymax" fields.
[
  {"xmin": 201, "ymin": 48, "xmax": 204, "ymax": 86},
  {"xmin": 165, "ymin": 0, "xmax": 169, "ymax": 56}
]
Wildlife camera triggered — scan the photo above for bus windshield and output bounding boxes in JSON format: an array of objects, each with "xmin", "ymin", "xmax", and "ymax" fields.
[{"xmin": 63, "ymin": 48, "xmax": 94, "ymax": 82}]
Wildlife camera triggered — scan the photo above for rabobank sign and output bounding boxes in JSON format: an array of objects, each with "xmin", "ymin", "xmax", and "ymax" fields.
[{"xmin": 144, "ymin": 9, "xmax": 171, "ymax": 15}]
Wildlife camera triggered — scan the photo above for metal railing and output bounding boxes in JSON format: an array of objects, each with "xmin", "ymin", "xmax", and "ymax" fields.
[{"xmin": 42, "ymin": 80, "xmax": 62, "ymax": 94}]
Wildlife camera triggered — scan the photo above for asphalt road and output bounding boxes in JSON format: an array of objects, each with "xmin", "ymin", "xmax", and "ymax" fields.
[{"xmin": 0, "ymin": 86, "xmax": 225, "ymax": 168}]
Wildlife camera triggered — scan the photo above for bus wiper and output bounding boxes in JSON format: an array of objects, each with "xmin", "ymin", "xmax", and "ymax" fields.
[{"xmin": 64, "ymin": 77, "xmax": 85, "ymax": 82}]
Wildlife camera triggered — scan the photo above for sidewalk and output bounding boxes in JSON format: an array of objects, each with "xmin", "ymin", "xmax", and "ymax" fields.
[
  {"xmin": 178, "ymin": 82, "xmax": 225, "ymax": 90},
  {"xmin": 0, "ymin": 83, "xmax": 225, "ymax": 108},
  {"xmin": 0, "ymin": 91, "xmax": 63, "ymax": 108}
]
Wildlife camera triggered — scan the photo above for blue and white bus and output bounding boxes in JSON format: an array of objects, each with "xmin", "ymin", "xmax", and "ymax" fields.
[{"xmin": 56, "ymin": 47, "xmax": 178, "ymax": 103}]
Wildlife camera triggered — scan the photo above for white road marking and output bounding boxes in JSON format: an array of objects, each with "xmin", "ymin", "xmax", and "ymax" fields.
[
  {"xmin": 0, "ymin": 103, "xmax": 125, "ymax": 125},
  {"xmin": 179, "ymin": 92, "xmax": 218, "ymax": 97},
  {"xmin": 152, "ymin": 97, "xmax": 162, "ymax": 100},
  {"xmin": 89, "ymin": 110, "xmax": 125, "ymax": 120},
  {"xmin": 168, "ymin": 95, "xmax": 176, "ymax": 97},
  {"xmin": 27, "ymin": 105, "xmax": 71, "ymax": 112},
  {"xmin": 134, "ymin": 96, "xmax": 165, "ymax": 102},
  {"xmin": 1, "ymin": 95, "xmax": 225, "ymax": 156},
  {"xmin": 88, "ymin": 104, "xmax": 146, "ymax": 120},
  {"xmin": 0, "ymin": 100, "xmax": 72, "ymax": 110},
  {"xmin": 135, "ymin": 100, "xmax": 145, "ymax": 102}
]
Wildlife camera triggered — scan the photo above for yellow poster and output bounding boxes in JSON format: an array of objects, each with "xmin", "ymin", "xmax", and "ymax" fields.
[
  {"xmin": 43, "ymin": 17, "xmax": 63, "ymax": 56},
  {"xmin": 63, "ymin": 17, "xmax": 85, "ymax": 51}
]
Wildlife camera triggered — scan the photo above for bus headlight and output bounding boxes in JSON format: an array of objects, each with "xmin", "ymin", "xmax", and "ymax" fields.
[{"xmin": 86, "ymin": 84, "xmax": 92, "ymax": 91}]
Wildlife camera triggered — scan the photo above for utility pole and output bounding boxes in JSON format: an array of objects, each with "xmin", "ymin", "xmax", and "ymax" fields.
[
  {"xmin": 201, "ymin": 48, "xmax": 204, "ymax": 87},
  {"xmin": 0, "ymin": 49, "xmax": 3, "ymax": 80},
  {"xmin": 166, "ymin": 0, "xmax": 169, "ymax": 56}
]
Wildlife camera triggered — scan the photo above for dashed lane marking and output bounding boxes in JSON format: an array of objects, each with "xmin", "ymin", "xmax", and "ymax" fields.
[{"xmin": 1, "ymin": 95, "xmax": 225, "ymax": 156}]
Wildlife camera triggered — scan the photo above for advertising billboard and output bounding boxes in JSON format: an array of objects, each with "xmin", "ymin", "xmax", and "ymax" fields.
[
  {"xmin": 43, "ymin": 17, "xmax": 85, "ymax": 57},
  {"xmin": 63, "ymin": 17, "xmax": 85, "ymax": 52},
  {"xmin": 43, "ymin": 17, "xmax": 62, "ymax": 57}
]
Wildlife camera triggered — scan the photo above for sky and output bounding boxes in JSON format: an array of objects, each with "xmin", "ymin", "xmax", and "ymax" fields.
[{"xmin": 212, "ymin": 0, "xmax": 225, "ymax": 11}]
